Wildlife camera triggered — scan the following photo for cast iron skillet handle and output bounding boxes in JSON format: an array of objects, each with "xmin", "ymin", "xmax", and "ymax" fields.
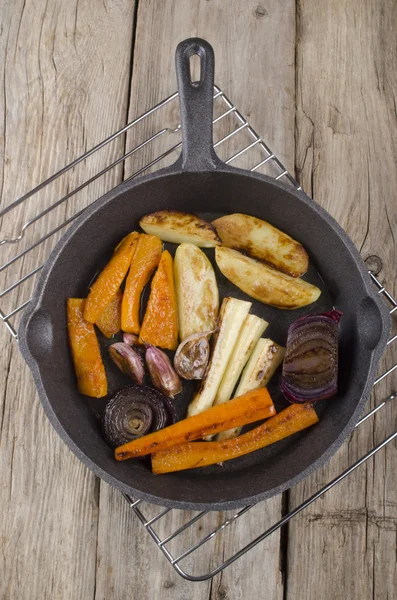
[{"xmin": 175, "ymin": 38, "xmax": 222, "ymax": 171}]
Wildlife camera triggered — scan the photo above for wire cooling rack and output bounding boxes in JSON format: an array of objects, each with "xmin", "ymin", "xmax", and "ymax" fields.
[{"xmin": 1, "ymin": 86, "xmax": 396, "ymax": 581}]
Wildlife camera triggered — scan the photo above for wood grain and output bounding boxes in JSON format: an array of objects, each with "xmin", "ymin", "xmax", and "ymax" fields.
[
  {"xmin": 0, "ymin": 1, "xmax": 136, "ymax": 599},
  {"xmin": 94, "ymin": 1, "xmax": 294, "ymax": 598},
  {"xmin": 287, "ymin": 1, "xmax": 397, "ymax": 598},
  {"xmin": 0, "ymin": 0, "xmax": 396, "ymax": 598}
]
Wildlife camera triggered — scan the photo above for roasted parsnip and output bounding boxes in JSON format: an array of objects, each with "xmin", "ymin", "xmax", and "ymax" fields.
[
  {"xmin": 213, "ymin": 314, "xmax": 268, "ymax": 406},
  {"xmin": 187, "ymin": 297, "xmax": 251, "ymax": 417},
  {"xmin": 217, "ymin": 337, "xmax": 285, "ymax": 441}
]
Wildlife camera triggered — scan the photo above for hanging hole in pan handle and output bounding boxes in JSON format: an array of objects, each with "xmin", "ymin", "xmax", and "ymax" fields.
[
  {"xmin": 175, "ymin": 38, "xmax": 222, "ymax": 171},
  {"xmin": 189, "ymin": 53, "xmax": 202, "ymax": 86}
]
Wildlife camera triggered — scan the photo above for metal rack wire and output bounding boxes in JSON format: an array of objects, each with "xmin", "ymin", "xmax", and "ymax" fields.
[{"xmin": 1, "ymin": 85, "xmax": 396, "ymax": 581}]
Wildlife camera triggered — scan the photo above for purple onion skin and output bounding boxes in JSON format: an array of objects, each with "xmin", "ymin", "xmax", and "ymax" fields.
[{"xmin": 281, "ymin": 310, "xmax": 342, "ymax": 404}]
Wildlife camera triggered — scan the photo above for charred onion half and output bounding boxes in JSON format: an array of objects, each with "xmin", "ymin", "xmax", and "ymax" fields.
[
  {"xmin": 102, "ymin": 385, "xmax": 176, "ymax": 447},
  {"xmin": 281, "ymin": 310, "xmax": 342, "ymax": 403}
]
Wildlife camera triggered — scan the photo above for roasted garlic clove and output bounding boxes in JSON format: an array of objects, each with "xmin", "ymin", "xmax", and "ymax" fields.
[
  {"xmin": 109, "ymin": 342, "xmax": 145, "ymax": 384},
  {"xmin": 145, "ymin": 345, "xmax": 182, "ymax": 398},
  {"xmin": 123, "ymin": 332, "xmax": 140, "ymax": 346},
  {"xmin": 173, "ymin": 331, "xmax": 213, "ymax": 380}
]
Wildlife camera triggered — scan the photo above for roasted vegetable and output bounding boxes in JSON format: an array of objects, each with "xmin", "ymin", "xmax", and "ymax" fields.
[
  {"xmin": 281, "ymin": 310, "xmax": 342, "ymax": 403},
  {"xmin": 215, "ymin": 246, "xmax": 321, "ymax": 310},
  {"xmin": 174, "ymin": 243, "xmax": 219, "ymax": 340},
  {"xmin": 236, "ymin": 338, "xmax": 285, "ymax": 396},
  {"xmin": 217, "ymin": 338, "xmax": 285, "ymax": 441},
  {"xmin": 139, "ymin": 250, "xmax": 179, "ymax": 350},
  {"xmin": 213, "ymin": 213, "xmax": 309, "ymax": 277},
  {"xmin": 187, "ymin": 297, "xmax": 252, "ymax": 417},
  {"xmin": 84, "ymin": 232, "xmax": 139, "ymax": 323},
  {"xmin": 151, "ymin": 403, "xmax": 319, "ymax": 474},
  {"xmin": 122, "ymin": 332, "xmax": 146, "ymax": 361},
  {"xmin": 108, "ymin": 342, "xmax": 145, "ymax": 384},
  {"xmin": 213, "ymin": 314, "xmax": 268, "ymax": 406},
  {"xmin": 95, "ymin": 290, "xmax": 122, "ymax": 338},
  {"xmin": 121, "ymin": 234, "xmax": 162, "ymax": 334},
  {"xmin": 145, "ymin": 345, "xmax": 182, "ymax": 398},
  {"xmin": 123, "ymin": 332, "xmax": 140, "ymax": 346},
  {"xmin": 67, "ymin": 298, "xmax": 107, "ymax": 397},
  {"xmin": 173, "ymin": 331, "xmax": 213, "ymax": 380},
  {"xmin": 140, "ymin": 211, "xmax": 221, "ymax": 247},
  {"xmin": 103, "ymin": 385, "xmax": 176, "ymax": 447},
  {"xmin": 115, "ymin": 387, "xmax": 275, "ymax": 460}
]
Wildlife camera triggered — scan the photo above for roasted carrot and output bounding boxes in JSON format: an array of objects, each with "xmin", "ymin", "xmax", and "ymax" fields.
[
  {"xmin": 151, "ymin": 403, "xmax": 319, "ymax": 474},
  {"xmin": 84, "ymin": 232, "xmax": 139, "ymax": 323},
  {"xmin": 67, "ymin": 298, "xmax": 107, "ymax": 397},
  {"xmin": 115, "ymin": 387, "xmax": 275, "ymax": 461},
  {"xmin": 121, "ymin": 234, "xmax": 162, "ymax": 334},
  {"xmin": 95, "ymin": 290, "xmax": 122, "ymax": 338},
  {"xmin": 139, "ymin": 250, "xmax": 178, "ymax": 350}
]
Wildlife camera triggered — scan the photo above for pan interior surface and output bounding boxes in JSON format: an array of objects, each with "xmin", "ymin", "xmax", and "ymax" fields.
[{"xmin": 22, "ymin": 169, "xmax": 385, "ymax": 509}]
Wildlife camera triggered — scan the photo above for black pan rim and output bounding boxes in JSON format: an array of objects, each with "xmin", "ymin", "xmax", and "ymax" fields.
[{"xmin": 18, "ymin": 164, "xmax": 391, "ymax": 510}]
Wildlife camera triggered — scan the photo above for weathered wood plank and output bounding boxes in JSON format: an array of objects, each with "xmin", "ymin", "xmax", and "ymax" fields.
[
  {"xmin": 287, "ymin": 1, "xmax": 397, "ymax": 598},
  {"xmin": 3, "ymin": 0, "xmax": 395, "ymax": 597},
  {"xmin": 0, "ymin": 1, "xmax": 137, "ymax": 599},
  {"xmin": 94, "ymin": 1, "xmax": 295, "ymax": 598}
]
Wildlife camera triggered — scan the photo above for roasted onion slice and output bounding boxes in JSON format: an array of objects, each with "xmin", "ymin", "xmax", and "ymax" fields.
[
  {"xmin": 281, "ymin": 310, "xmax": 342, "ymax": 403},
  {"xmin": 103, "ymin": 385, "xmax": 176, "ymax": 447}
]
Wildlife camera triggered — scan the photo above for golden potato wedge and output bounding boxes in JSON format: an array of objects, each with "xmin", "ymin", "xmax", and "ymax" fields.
[
  {"xmin": 140, "ymin": 211, "xmax": 221, "ymax": 247},
  {"xmin": 213, "ymin": 213, "xmax": 308, "ymax": 277},
  {"xmin": 215, "ymin": 246, "xmax": 321, "ymax": 309},
  {"xmin": 174, "ymin": 243, "xmax": 219, "ymax": 340}
]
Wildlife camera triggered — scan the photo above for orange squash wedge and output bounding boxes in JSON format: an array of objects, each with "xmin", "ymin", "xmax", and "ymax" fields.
[
  {"xmin": 95, "ymin": 290, "xmax": 122, "ymax": 338},
  {"xmin": 121, "ymin": 234, "xmax": 162, "ymax": 334},
  {"xmin": 67, "ymin": 298, "xmax": 107, "ymax": 397},
  {"xmin": 84, "ymin": 232, "xmax": 139, "ymax": 323},
  {"xmin": 139, "ymin": 250, "xmax": 178, "ymax": 350}
]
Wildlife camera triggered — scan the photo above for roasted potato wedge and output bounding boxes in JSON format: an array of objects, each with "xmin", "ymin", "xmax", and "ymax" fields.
[
  {"xmin": 213, "ymin": 213, "xmax": 308, "ymax": 277},
  {"xmin": 140, "ymin": 211, "xmax": 221, "ymax": 247},
  {"xmin": 174, "ymin": 243, "xmax": 219, "ymax": 340},
  {"xmin": 215, "ymin": 247, "xmax": 321, "ymax": 309}
]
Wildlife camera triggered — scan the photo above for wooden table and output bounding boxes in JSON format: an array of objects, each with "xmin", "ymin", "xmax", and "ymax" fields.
[{"xmin": 1, "ymin": 1, "xmax": 396, "ymax": 598}]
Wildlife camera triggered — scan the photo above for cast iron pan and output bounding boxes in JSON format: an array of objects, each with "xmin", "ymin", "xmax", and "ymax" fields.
[{"xmin": 19, "ymin": 39, "xmax": 391, "ymax": 510}]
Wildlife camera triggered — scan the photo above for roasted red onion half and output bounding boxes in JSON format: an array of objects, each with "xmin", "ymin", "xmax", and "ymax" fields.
[
  {"xmin": 281, "ymin": 310, "xmax": 342, "ymax": 403},
  {"xmin": 103, "ymin": 385, "xmax": 176, "ymax": 447}
]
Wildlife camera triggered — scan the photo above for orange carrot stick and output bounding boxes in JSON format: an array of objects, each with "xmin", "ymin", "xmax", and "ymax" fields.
[
  {"xmin": 67, "ymin": 298, "xmax": 107, "ymax": 397},
  {"xmin": 115, "ymin": 387, "xmax": 275, "ymax": 461},
  {"xmin": 84, "ymin": 232, "xmax": 139, "ymax": 323},
  {"xmin": 121, "ymin": 234, "xmax": 162, "ymax": 334},
  {"xmin": 151, "ymin": 403, "xmax": 319, "ymax": 474},
  {"xmin": 95, "ymin": 290, "xmax": 122, "ymax": 338},
  {"xmin": 139, "ymin": 250, "xmax": 178, "ymax": 350}
]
